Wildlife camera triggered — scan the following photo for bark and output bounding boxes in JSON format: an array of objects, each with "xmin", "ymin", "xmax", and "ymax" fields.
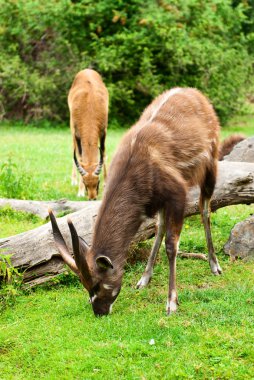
[
  {"xmin": 0, "ymin": 161, "xmax": 253, "ymax": 287},
  {"xmin": 223, "ymin": 136, "xmax": 254, "ymax": 163},
  {"xmin": 0, "ymin": 198, "xmax": 87, "ymax": 220},
  {"xmin": 178, "ymin": 252, "xmax": 208, "ymax": 261}
]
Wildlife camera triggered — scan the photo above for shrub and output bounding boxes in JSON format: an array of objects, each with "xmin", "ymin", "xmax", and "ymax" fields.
[
  {"xmin": 0, "ymin": 0, "xmax": 253, "ymax": 124},
  {"xmin": 0, "ymin": 157, "xmax": 38, "ymax": 199},
  {"xmin": 0, "ymin": 252, "xmax": 23, "ymax": 311}
]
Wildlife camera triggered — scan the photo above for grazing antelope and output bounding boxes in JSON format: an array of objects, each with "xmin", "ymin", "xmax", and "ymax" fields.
[
  {"xmin": 68, "ymin": 69, "xmax": 108, "ymax": 200},
  {"xmin": 49, "ymin": 87, "xmax": 222, "ymax": 316}
]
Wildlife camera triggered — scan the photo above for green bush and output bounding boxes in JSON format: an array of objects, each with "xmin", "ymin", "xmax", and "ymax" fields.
[
  {"xmin": 0, "ymin": 158, "xmax": 38, "ymax": 199},
  {"xmin": 0, "ymin": 205, "xmax": 42, "ymax": 224},
  {"xmin": 0, "ymin": 0, "xmax": 253, "ymax": 124},
  {"xmin": 0, "ymin": 252, "xmax": 23, "ymax": 311}
]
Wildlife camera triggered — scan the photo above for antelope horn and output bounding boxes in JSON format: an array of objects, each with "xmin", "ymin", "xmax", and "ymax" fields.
[
  {"xmin": 74, "ymin": 150, "xmax": 87, "ymax": 176},
  {"xmin": 48, "ymin": 209, "xmax": 80, "ymax": 276},
  {"xmin": 94, "ymin": 148, "xmax": 103, "ymax": 176},
  {"xmin": 67, "ymin": 218, "xmax": 92, "ymax": 284}
]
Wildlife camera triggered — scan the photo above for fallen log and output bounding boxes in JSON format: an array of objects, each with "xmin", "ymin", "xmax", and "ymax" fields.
[
  {"xmin": 1, "ymin": 136, "xmax": 254, "ymax": 220},
  {"xmin": 223, "ymin": 136, "xmax": 254, "ymax": 162},
  {"xmin": 0, "ymin": 198, "xmax": 87, "ymax": 220},
  {"xmin": 0, "ymin": 161, "xmax": 253, "ymax": 286}
]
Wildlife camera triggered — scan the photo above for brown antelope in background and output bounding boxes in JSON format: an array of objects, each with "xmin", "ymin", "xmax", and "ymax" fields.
[
  {"xmin": 68, "ymin": 69, "xmax": 108, "ymax": 200},
  {"xmin": 50, "ymin": 87, "xmax": 222, "ymax": 316}
]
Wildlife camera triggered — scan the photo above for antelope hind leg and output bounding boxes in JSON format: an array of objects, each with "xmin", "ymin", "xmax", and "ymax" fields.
[
  {"xmin": 199, "ymin": 166, "xmax": 222, "ymax": 275},
  {"xmin": 203, "ymin": 199, "xmax": 222, "ymax": 275},
  {"xmin": 165, "ymin": 204, "xmax": 184, "ymax": 316}
]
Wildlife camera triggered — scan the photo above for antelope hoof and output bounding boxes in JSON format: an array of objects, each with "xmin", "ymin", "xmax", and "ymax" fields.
[
  {"xmin": 71, "ymin": 178, "xmax": 78, "ymax": 186},
  {"xmin": 210, "ymin": 260, "xmax": 222, "ymax": 276},
  {"xmin": 136, "ymin": 273, "xmax": 151, "ymax": 289},
  {"xmin": 77, "ymin": 190, "xmax": 85, "ymax": 197},
  {"xmin": 166, "ymin": 299, "xmax": 178, "ymax": 316}
]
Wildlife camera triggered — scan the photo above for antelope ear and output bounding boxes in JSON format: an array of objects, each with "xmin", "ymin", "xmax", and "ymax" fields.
[{"xmin": 96, "ymin": 255, "xmax": 114, "ymax": 270}]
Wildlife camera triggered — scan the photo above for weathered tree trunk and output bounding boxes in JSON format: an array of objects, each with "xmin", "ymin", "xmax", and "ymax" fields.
[
  {"xmin": 0, "ymin": 198, "xmax": 87, "ymax": 220},
  {"xmin": 0, "ymin": 161, "xmax": 253, "ymax": 286},
  {"xmin": 223, "ymin": 136, "xmax": 254, "ymax": 162}
]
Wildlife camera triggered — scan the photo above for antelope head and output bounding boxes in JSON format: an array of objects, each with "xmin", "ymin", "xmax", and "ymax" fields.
[
  {"xmin": 48, "ymin": 210, "xmax": 122, "ymax": 316},
  {"xmin": 74, "ymin": 150, "xmax": 103, "ymax": 200}
]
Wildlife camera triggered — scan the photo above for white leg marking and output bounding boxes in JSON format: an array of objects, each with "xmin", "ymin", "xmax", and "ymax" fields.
[
  {"xmin": 209, "ymin": 259, "xmax": 222, "ymax": 275},
  {"xmin": 136, "ymin": 272, "xmax": 152, "ymax": 289},
  {"xmin": 77, "ymin": 189, "xmax": 85, "ymax": 197},
  {"xmin": 166, "ymin": 290, "xmax": 178, "ymax": 315},
  {"xmin": 166, "ymin": 299, "xmax": 178, "ymax": 314},
  {"xmin": 78, "ymin": 177, "xmax": 85, "ymax": 197},
  {"xmin": 71, "ymin": 161, "xmax": 78, "ymax": 185}
]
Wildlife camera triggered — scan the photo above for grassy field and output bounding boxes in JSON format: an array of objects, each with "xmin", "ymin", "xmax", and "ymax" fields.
[
  {"xmin": 0, "ymin": 116, "xmax": 254, "ymax": 379},
  {"xmin": 0, "ymin": 259, "xmax": 253, "ymax": 379},
  {"xmin": 0, "ymin": 124, "xmax": 123, "ymax": 202},
  {"xmin": 0, "ymin": 114, "xmax": 254, "ymax": 204}
]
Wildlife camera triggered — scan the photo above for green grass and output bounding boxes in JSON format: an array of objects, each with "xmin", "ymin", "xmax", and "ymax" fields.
[
  {"xmin": 0, "ymin": 114, "xmax": 254, "ymax": 202},
  {"xmin": 0, "ymin": 206, "xmax": 44, "ymax": 238},
  {"xmin": 0, "ymin": 258, "xmax": 253, "ymax": 379},
  {"xmin": 0, "ymin": 116, "xmax": 254, "ymax": 379},
  {"xmin": 223, "ymin": 112, "xmax": 254, "ymax": 138},
  {"xmin": 0, "ymin": 124, "xmax": 123, "ymax": 201}
]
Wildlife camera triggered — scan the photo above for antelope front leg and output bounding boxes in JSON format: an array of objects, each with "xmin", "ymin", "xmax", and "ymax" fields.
[
  {"xmin": 77, "ymin": 176, "xmax": 85, "ymax": 197},
  {"xmin": 165, "ymin": 206, "xmax": 184, "ymax": 315},
  {"xmin": 71, "ymin": 161, "xmax": 78, "ymax": 186},
  {"xmin": 136, "ymin": 210, "xmax": 165, "ymax": 289},
  {"xmin": 103, "ymin": 162, "xmax": 107, "ymax": 183}
]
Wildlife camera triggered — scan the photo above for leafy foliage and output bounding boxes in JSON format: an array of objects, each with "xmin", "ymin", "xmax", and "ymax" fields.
[
  {"xmin": 0, "ymin": 252, "xmax": 23, "ymax": 311},
  {"xmin": 0, "ymin": 206, "xmax": 44, "ymax": 241},
  {"xmin": 0, "ymin": 0, "xmax": 253, "ymax": 124},
  {"xmin": 0, "ymin": 158, "xmax": 38, "ymax": 199}
]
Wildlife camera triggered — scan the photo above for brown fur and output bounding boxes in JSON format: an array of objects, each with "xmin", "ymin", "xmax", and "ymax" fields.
[
  {"xmin": 68, "ymin": 69, "xmax": 108, "ymax": 199},
  {"xmin": 219, "ymin": 134, "xmax": 246, "ymax": 160},
  {"xmin": 50, "ymin": 87, "xmax": 221, "ymax": 316}
]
